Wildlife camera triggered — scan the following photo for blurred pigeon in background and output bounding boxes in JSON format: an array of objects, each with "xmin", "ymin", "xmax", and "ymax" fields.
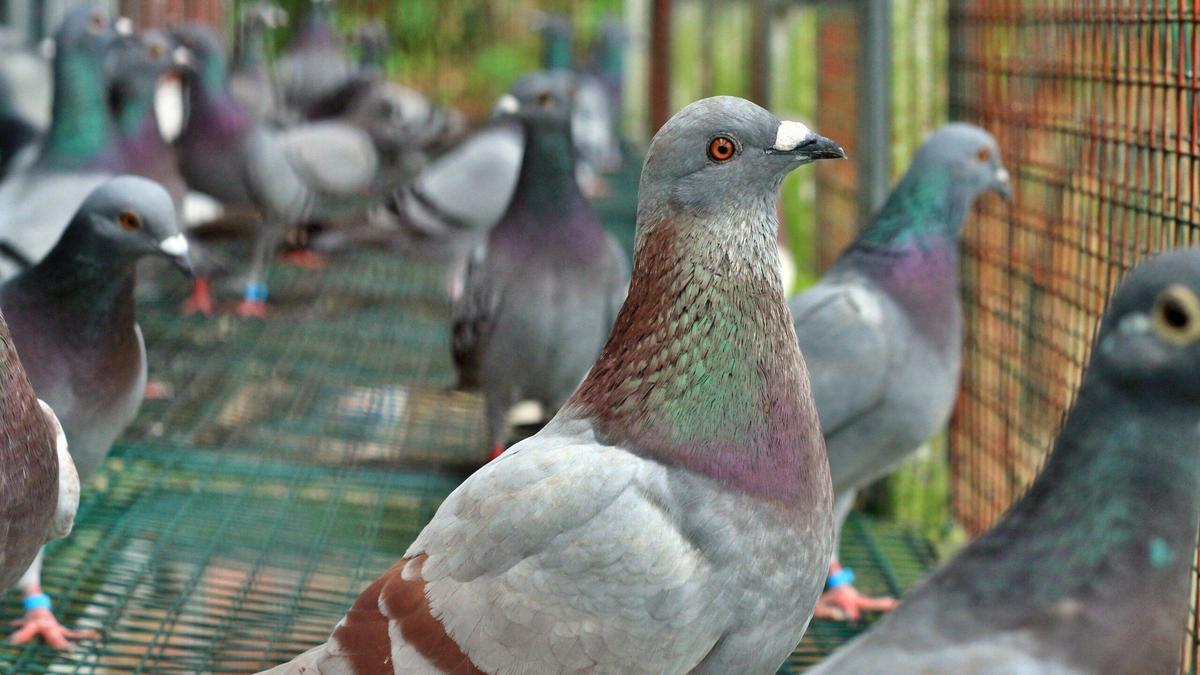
[
  {"xmin": 0, "ymin": 27, "xmax": 53, "ymax": 128},
  {"xmin": 172, "ymin": 24, "xmax": 376, "ymax": 317},
  {"xmin": 230, "ymin": 2, "xmax": 287, "ymax": 124},
  {"xmin": 263, "ymin": 95, "xmax": 843, "ymax": 675},
  {"xmin": 0, "ymin": 6, "xmax": 126, "ymax": 277},
  {"xmin": 2, "ymin": 176, "xmax": 191, "ymax": 648},
  {"xmin": 451, "ymin": 71, "xmax": 628, "ymax": 460},
  {"xmin": 0, "ymin": 72, "xmax": 39, "ymax": 179},
  {"xmin": 809, "ymin": 246, "xmax": 1200, "ymax": 674},
  {"xmin": 788, "ymin": 123, "xmax": 1010, "ymax": 620},
  {"xmin": 274, "ymin": 0, "xmax": 353, "ymax": 117}
]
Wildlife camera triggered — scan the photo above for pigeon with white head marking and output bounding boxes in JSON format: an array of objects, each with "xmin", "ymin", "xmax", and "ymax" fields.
[
  {"xmin": 262, "ymin": 95, "xmax": 843, "ymax": 675},
  {"xmin": 810, "ymin": 247, "xmax": 1200, "ymax": 674},
  {"xmin": 1, "ymin": 176, "xmax": 191, "ymax": 648},
  {"xmin": 788, "ymin": 123, "xmax": 1011, "ymax": 619}
]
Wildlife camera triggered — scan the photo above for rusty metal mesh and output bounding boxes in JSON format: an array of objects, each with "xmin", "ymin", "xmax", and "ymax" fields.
[{"xmin": 947, "ymin": 1, "xmax": 1200, "ymax": 668}]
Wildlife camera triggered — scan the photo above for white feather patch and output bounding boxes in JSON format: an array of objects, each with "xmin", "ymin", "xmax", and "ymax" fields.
[
  {"xmin": 996, "ymin": 167, "xmax": 1010, "ymax": 184},
  {"xmin": 494, "ymin": 94, "xmax": 519, "ymax": 115},
  {"xmin": 160, "ymin": 234, "xmax": 189, "ymax": 257},
  {"xmin": 773, "ymin": 120, "xmax": 814, "ymax": 152}
]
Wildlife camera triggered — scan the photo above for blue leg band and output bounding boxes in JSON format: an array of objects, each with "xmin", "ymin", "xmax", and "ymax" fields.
[
  {"xmin": 23, "ymin": 592, "xmax": 51, "ymax": 612},
  {"xmin": 244, "ymin": 283, "xmax": 268, "ymax": 302},
  {"xmin": 826, "ymin": 567, "xmax": 856, "ymax": 590}
]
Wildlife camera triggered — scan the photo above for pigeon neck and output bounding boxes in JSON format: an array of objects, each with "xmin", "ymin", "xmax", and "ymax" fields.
[
  {"xmin": 22, "ymin": 220, "xmax": 139, "ymax": 337},
  {"xmin": 296, "ymin": 13, "xmax": 336, "ymax": 51},
  {"xmin": 936, "ymin": 375, "xmax": 1200, "ymax": 633},
  {"xmin": 853, "ymin": 168, "xmax": 969, "ymax": 248},
  {"xmin": 501, "ymin": 121, "xmax": 581, "ymax": 224},
  {"xmin": 182, "ymin": 67, "xmax": 252, "ymax": 140},
  {"xmin": 237, "ymin": 24, "xmax": 269, "ymax": 69},
  {"xmin": 115, "ymin": 79, "xmax": 165, "ymax": 148},
  {"xmin": 542, "ymin": 35, "xmax": 573, "ymax": 71},
  {"xmin": 44, "ymin": 51, "xmax": 120, "ymax": 170},
  {"xmin": 565, "ymin": 203, "xmax": 829, "ymax": 506}
]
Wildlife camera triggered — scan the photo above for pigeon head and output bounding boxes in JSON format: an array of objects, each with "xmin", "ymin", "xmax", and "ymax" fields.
[
  {"xmin": 913, "ymin": 123, "xmax": 1010, "ymax": 202},
  {"xmin": 639, "ymin": 96, "xmax": 844, "ymax": 220},
  {"xmin": 69, "ymin": 176, "xmax": 192, "ymax": 275},
  {"xmin": 171, "ymin": 24, "xmax": 229, "ymax": 93},
  {"xmin": 110, "ymin": 31, "xmax": 175, "ymax": 133},
  {"xmin": 495, "ymin": 71, "xmax": 575, "ymax": 129},
  {"xmin": 53, "ymin": 5, "xmax": 123, "ymax": 70},
  {"xmin": 1093, "ymin": 248, "xmax": 1200, "ymax": 399}
]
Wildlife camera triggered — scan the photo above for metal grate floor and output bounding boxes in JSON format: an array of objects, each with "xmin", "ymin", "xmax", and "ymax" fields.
[{"xmin": 0, "ymin": 164, "xmax": 937, "ymax": 673}]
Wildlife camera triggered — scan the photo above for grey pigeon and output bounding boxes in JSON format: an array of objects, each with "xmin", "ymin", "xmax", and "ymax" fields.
[
  {"xmin": 2, "ymin": 175, "xmax": 191, "ymax": 648},
  {"xmin": 0, "ymin": 312, "xmax": 79, "ymax": 590},
  {"xmin": 110, "ymin": 30, "xmax": 189, "ymax": 211},
  {"xmin": 0, "ymin": 72, "xmax": 39, "ymax": 179},
  {"xmin": 263, "ymin": 95, "xmax": 843, "ymax": 675},
  {"xmin": 230, "ymin": 2, "xmax": 287, "ymax": 123},
  {"xmin": 172, "ymin": 24, "xmax": 376, "ymax": 317},
  {"xmin": 788, "ymin": 123, "xmax": 1010, "ymax": 619},
  {"xmin": 810, "ymin": 246, "xmax": 1200, "ymax": 674},
  {"xmin": 450, "ymin": 71, "xmax": 628, "ymax": 460},
  {"xmin": 274, "ymin": 0, "xmax": 354, "ymax": 116},
  {"xmin": 0, "ymin": 6, "xmax": 125, "ymax": 277}
]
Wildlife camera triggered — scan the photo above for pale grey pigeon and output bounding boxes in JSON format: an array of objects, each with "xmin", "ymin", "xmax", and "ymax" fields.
[
  {"xmin": 810, "ymin": 246, "xmax": 1200, "ymax": 674},
  {"xmin": 2, "ymin": 176, "xmax": 190, "ymax": 648},
  {"xmin": 450, "ymin": 71, "xmax": 627, "ymax": 460},
  {"xmin": 788, "ymin": 123, "xmax": 1010, "ymax": 619},
  {"xmin": 262, "ymin": 94, "xmax": 844, "ymax": 675}
]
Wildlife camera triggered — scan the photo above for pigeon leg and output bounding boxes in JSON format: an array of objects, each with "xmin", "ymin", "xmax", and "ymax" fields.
[
  {"xmin": 181, "ymin": 277, "xmax": 215, "ymax": 316},
  {"xmin": 236, "ymin": 223, "xmax": 282, "ymax": 318},
  {"xmin": 813, "ymin": 561, "xmax": 899, "ymax": 621},
  {"xmin": 10, "ymin": 552, "xmax": 99, "ymax": 649}
]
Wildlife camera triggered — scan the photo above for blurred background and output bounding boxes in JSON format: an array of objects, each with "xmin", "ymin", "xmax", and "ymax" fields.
[{"xmin": 1, "ymin": 0, "xmax": 1199, "ymax": 672}]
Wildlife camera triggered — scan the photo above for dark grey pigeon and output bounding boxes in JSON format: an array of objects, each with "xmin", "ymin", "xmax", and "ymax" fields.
[
  {"xmin": 810, "ymin": 246, "xmax": 1200, "ymax": 674},
  {"xmin": 264, "ymin": 95, "xmax": 843, "ymax": 675},
  {"xmin": 274, "ymin": 0, "xmax": 353, "ymax": 116},
  {"xmin": 0, "ymin": 311, "xmax": 78, "ymax": 590},
  {"xmin": 230, "ymin": 2, "xmax": 287, "ymax": 123},
  {"xmin": 0, "ymin": 6, "xmax": 125, "ymax": 277},
  {"xmin": 2, "ymin": 175, "xmax": 190, "ymax": 648},
  {"xmin": 788, "ymin": 123, "xmax": 1010, "ymax": 620},
  {"xmin": 451, "ymin": 71, "xmax": 628, "ymax": 460}
]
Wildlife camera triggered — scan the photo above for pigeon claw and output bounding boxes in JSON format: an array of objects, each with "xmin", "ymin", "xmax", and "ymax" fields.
[
  {"xmin": 9, "ymin": 608, "xmax": 99, "ymax": 650},
  {"xmin": 813, "ymin": 584, "xmax": 899, "ymax": 622},
  {"xmin": 181, "ymin": 278, "xmax": 215, "ymax": 316},
  {"xmin": 280, "ymin": 249, "xmax": 327, "ymax": 270},
  {"xmin": 235, "ymin": 299, "xmax": 269, "ymax": 319}
]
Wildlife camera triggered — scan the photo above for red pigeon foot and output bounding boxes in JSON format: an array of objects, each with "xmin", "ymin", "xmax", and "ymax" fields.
[
  {"xmin": 143, "ymin": 380, "xmax": 172, "ymax": 400},
  {"xmin": 235, "ymin": 299, "xmax": 269, "ymax": 319},
  {"xmin": 280, "ymin": 249, "xmax": 327, "ymax": 269},
  {"xmin": 181, "ymin": 278, "xmax": 215, "ymax": 316},
  {"xmin": 813, "ymin": 584, "xmax": 899, "ymax": 622},
  {"xmin": 10, "ymin": 608, "xmax": 99, "ymax": 650}
]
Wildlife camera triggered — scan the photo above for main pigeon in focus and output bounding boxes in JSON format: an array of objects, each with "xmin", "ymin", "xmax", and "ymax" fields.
[{"xmin": 262, "ymin": 95, "xmax": 844, "ymax": 675}]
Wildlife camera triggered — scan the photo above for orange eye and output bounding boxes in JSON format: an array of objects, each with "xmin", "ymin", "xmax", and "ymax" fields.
[
  {"xmin": 708, "ymin": 136, "xmax": 736, "ymax": 162},
  {"xmin": 148, "ymin": 42, "xmax": 165, "ymax": 59},
  {"xmin": 976, "ymin": 147, "xmax": 991, "ymax": 162},
  {"xmin": 118, "ymin": 211, "xmax": 141, "ymax": 231}
]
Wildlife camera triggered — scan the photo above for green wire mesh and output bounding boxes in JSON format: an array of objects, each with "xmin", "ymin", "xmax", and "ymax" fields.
[{"xmin": 0, "ymin": 158, "xmax": 934, "ymax": 673}]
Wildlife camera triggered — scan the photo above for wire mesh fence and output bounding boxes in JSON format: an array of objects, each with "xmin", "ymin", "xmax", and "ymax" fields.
[{"xmin": 948, "ymin": 1, "xmax": 1200, "ymax": 670}]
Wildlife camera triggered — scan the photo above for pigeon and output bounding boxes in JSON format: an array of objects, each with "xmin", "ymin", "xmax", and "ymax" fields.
[
  {"xmin": 809, "ymin": 246, "xmax": 1200, "ymax": 674},
  {"xmin": 588, "ymin": 15, "xmax": 628, "ymax": 120},
  {"xmin": 0, "ymin": 6, "xmax": 125, "ymax": 277},
  {"xmin": 0, "ymin": 312, "xmax": 80, "ymax": 593},
  {"xmin": 172, "ymin": 23, "xmax": 304, "ymax": 317},
  {"xmin": 110, "ymin": 30, "xmax": 189, "ymax": 211},
  {"xmin": 274, "ymin": 0, "xmax": 354, "ymax": 116},
  {"xmin": 450, "ymin": 71, "xmax": 628, "ymax": 460},
  {"xmin": 788, "ymin": 123, "xmax": 1010, "ymax": 620},
  {"xmin": 2, "ymin": 175, "xmax": 191, "ymax": 648},
  {"xmin": 353, "ymin": 20, "xmax": 389, "ymax": 75},
  {"xmin": 0, "ymin": 72, "xmax": 39, "ymax": 179},
  {"xmin": 230, "ymin": 2, "xmax": 287, "ymax": 123},
  {"xmin": 262, "ymin": 94, "xmax": 844, "ymax": 675}
]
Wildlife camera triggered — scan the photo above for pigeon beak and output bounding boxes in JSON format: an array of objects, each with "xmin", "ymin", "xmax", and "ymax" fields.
[
  {"xmin": 767, "ymin": 121, "xmax": 846, "ymax": 164},
  {"xmin": 993, "ymin": 166, "xmax": 1013, "ymax": 201},
  {"xmin": 493, "ymin": 94, "xmax": 520, "ymax": 117},
  {"xmin": 160, "ymin": 234, "xmax": 194, "ymax": 278},
  {"xmin": 172, "ymin": 46, "xmax": 196, "ymax": 73}
]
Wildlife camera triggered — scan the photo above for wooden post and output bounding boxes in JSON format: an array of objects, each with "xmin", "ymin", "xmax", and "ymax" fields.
[
  {"xmin": 749, "ymin": 0, "xmax": 770, "ymax": 107},
  {"xmin": 649, "ymin": 0, "xmax": 672, "ymax": 132}
]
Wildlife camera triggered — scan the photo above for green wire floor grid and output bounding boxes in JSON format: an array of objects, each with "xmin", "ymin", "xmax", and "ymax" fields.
[{"xmin": 0, "ymin": 172, "xmax": 937, "ymax": 673}]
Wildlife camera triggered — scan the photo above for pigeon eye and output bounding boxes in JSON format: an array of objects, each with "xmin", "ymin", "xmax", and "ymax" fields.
[
  {"xmin": 89, "ymin": 12, "xmax": 108, "ymax": 32},
  {"xmin": 536, "ymin": 92, "xmax": 554, "ymax": 109},
  {"xmin": 118, "ymin": 211, "xmax": 142, "ymax": 231},
  {"xmin": 1153, "ymin": 284, "xmax": 1200, "ymax": 344},
  {"xmin": 148, "ymin": 42, "xmax": 165, "ymax": 59},
  {"xmin": 708, "ymin": 136, "xmax": 736, "ymax": 162},
  {"xmin": 975, "ymin": 147, "xmax": 991, "ymax": 163}
]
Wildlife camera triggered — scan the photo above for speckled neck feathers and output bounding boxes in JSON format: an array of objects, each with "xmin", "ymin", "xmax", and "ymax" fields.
[{"xmin": 565, "ymin": 200, "xmax": 828, "ymax": 505}]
